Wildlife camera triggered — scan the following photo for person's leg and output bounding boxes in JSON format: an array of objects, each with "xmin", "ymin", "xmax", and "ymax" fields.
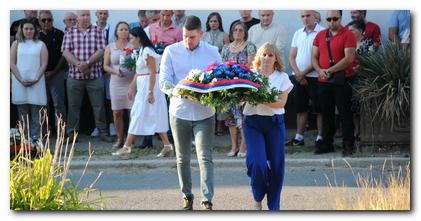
[
  {"xmin": 193, "ymin": 116, "xmax": 215, "ymax": 204},
  {"xmin": 227, "ymin": 125, "xmax": 238, "ymax": 155},
  {"xmin": 47, "ymin": 70, "xmax": 67, "ymax": 126},
  {"xmin": 308, "ymin": 77, "xmax": 323, "ymax": 140},
  {"xmin": 317, "ymin": 83, "xmax": 335, "ymax": 153},
  {"xmin": 29, "ymin": 105, "xmax": 43, "ymax": 139},
  {"xmin": 287, "ymin": 80, "xmax": 308, "ymax": 145},
  {"xmin": 66, "ymin": 78, "xmax": 85, "ymax": 136},
  {"xmin": 296, "ymin": 112, "xmax": 308, "ymax": 136},
  {"xmin": 16, "ymin": 104, "xmax": 30, "ymax": 134},
  {"xmin": 156, "ymin": 132, "xmax": 173, "ymax": 157},
  {"xmin": 113, "ymin": 109, "xmax": 125, "ymax": 146},
  {"xmin": 170, "ymin": 114, "xmax": 194, "ymax": 200},
  {"xmin": 85, "ymin": 78, "xmax": 108, "ymax": 136},
  {"xmin": 335, "ymin": 81, "xmax": 355, "ymax": 154},
  {"xmin": 243, "ymin": 115, "xmax": 268, "ymax": 204},
  {"xmin": 265, "ymin": 115, "xmax": 286, "ymax": 210},
  {"xmin": 238, "ymin": 126, "xmax": 247, "ymax": 156}
]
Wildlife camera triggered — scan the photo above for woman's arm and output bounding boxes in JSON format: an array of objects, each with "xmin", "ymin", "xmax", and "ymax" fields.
[
  {"xmin": 263, "ymin": 91, "xmax": 289, "ymax": 109},
  {"xmin": 10, "ymin": 41, "xmax": 25, "ymax": 84},
  {"xmin": 103, "ymin": 45, "xmax": 120, "ymax": 76},
  {"xmin": 146, "ymin": 55, "xmax": 157, "ymax": 104}
]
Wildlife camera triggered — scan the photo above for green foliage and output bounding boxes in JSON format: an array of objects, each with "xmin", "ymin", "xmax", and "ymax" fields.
[
  {"xmin": 354, "ymin": 42, "xmax": 410, "ymax": 129},
  {"xmin": 10, "ymin": 116, "xmax": 105, "ymax": 210},
  {"xmin": 177, "ymin": 74, "xmax": 281, "ymax": 113},
  {"xmin": 10, "ymin": 149, "xmax": 103, "ymax": 210}
]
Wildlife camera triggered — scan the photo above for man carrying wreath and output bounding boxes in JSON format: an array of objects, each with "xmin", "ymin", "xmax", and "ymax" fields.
[{"xmin": 159, "ymin": 15, "xmax": 222, "ymax": 210}]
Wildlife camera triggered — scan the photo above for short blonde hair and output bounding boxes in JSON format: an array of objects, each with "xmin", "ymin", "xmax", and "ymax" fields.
[{"xmin": 252, "ymin": 42, "xmax": 285, "ymax": 72}]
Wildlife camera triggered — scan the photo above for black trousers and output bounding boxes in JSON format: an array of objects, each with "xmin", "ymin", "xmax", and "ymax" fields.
[{"xmin": 318, "ymin": 79, "xmax": 355, "ymax": 149}]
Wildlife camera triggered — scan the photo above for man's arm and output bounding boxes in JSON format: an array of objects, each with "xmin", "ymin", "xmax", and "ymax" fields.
[
  {"xmin": 388, "ymin": 27, "xmax": 400, "ymax": 44},
  {"xmin": 159, "ymin": 48, "xmax": 176, "ymax": 95},
  {"xmin": 326, "ymin": 47, "xmax": 355, "ymax": 73},
  {"xmin": 311, "ymin": 45, "xmax": 328, "ymax": 79}
]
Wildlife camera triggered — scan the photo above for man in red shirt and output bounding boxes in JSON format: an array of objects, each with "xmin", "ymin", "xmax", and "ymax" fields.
[
  {"xmin": 350, "ymin": 10, "xmax": 381, "ymax": 50},
  {"xmin": 312, "ymin": 10, "xmax": 356, "ymax": 156}
]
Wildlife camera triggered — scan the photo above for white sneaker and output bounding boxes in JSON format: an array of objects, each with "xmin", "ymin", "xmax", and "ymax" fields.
[
  {"xmin": 90, "ymin": 127, "xmax": 100, "ymax": 137},
  {"xmin": 109, "ymin": 123, "xmax": 116, "ymax": 136}
]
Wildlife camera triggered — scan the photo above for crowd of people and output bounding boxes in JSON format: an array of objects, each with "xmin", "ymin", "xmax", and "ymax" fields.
[{"xmin": 10, "ymin": 9, "xmax": 410, "ymax": 210}]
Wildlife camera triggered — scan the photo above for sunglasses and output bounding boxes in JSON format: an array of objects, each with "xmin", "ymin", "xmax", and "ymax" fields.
[
  {"xmin": 41, "ymin": 18, "xmax": 53, "ymax": 23},
  {"xmin": 326, "ymin": 17, "xmax": 339, "ymax": 22}
]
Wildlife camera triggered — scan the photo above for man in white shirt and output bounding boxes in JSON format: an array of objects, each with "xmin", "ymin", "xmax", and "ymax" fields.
[
  {"xmin": 248, "ymin": 10, "xmax": 287, "ymax": 55},
  {"xmin": 160, "ymin": 16, "xmax": 222, "ymax": 211},
  {"xmin": 287, "ymin": 10, "xmax": 325, "ymax": 149}
]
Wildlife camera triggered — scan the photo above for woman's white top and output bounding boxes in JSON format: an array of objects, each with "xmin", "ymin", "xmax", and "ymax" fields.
[{"xmin": 243, "ymin": 70, "xmax": 293, "ymax": 116}]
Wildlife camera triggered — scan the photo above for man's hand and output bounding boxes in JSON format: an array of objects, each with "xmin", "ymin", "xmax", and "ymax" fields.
[
  {"xmin": 45, "ymin": 70, "xmax": 56, "ymax": 79},
  {"xmin": 78, "ymin": 62, "xmax": 91, "ymax": 76},
  {"xmin": 318, "ymin": 69, "xmax": 329, "ymax": 80},
  {"xmin": 294, "ymin": 71, "xmax": 305, "ymax": 82}
]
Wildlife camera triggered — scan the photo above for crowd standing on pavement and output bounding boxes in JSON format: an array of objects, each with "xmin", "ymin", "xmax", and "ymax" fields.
[{"xmin": 10, "ymin": 9, "xmax": 411, "ymax": 211}]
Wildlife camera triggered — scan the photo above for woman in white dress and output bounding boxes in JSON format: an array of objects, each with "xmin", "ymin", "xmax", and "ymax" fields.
[
  {"xmin": 113, "ymin": 27, "xmax": 173, "ymax": 157},
  {"xmin": 10, "ymin": 19, "xmax": 48, "ymax": 139}
]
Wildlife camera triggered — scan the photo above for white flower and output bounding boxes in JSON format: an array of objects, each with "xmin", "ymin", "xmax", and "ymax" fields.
[
  {"xmin": 233, "ymin": 77, "xmax": 239, "ymax": 80},
  {"xmin": 119, "ymin": 55, "xmax": 125, "ymax": 65},
  {"xmin": 199, "ymin": 73, "xmax": 205, "ymax": 82},
  {"xmin": 211, "ymin": 78, "xmax": 218, "ymax": 83},
  {"xmin": 187, "ymin": 69, "xmax": 202, "ymax": 80}
]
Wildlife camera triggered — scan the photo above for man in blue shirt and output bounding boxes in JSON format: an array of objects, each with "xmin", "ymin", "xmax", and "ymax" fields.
[
  {"xmin": 160, "ymin": 15, "xmax": 222, "ymax": 210},
  {"xmin": 389, "ymin": 10, "xmax": 411, "ymax": 52}
]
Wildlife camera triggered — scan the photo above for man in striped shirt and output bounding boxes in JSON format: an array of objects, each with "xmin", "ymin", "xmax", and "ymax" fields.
[{"xmin": 61, "ymin": 10, "xmax": 112, "ymax": 142}]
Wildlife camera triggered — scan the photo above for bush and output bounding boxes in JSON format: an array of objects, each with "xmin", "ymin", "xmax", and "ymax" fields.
[
  {"xmin": 10, "ymin": 113, "xmax": 105, "ymax": 210},
  {"xmin": 354, "ymin": 42, "xmax": 410, "ymax": 129}
]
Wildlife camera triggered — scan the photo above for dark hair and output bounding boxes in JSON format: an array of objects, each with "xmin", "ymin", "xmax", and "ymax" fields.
[
  {"xmin": 184, "ymin": 15, "xmax": 201, "ymax": 31},
  {"xmin": 138, "ymin": 10, "xmax": 146, "ymax": 17},
  {"xmin": 348, "ymin": 20, "xmax": 366, "ymax": 32},
  {"xmin": 229, "ymin": 21, "xmax": 248, "ymax": 42},
  {"xmin": 16, "ymin": 18, "xmax": 39, "ymax": 42},
  {"xmin": 357, "ymin": 10, "xmax": 367, "ymax": 18},
  {"xmin": 129, "ymin": 27, "xmax": 155, "ymax": 51},
  {"xmin": 114, "ymin": 21, "xmax": 129, "ymax": 40},
  {"xmin": 205, "ymin": 12, "xmax": 224, "ymax": 32}
]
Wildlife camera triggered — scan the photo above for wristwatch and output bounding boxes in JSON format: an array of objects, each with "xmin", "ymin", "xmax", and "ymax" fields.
[
  {"xmin": 86, "ymin": 60, "xmax": 91, "ymax": 66},
  {"xmin": 325, "ymin": 70, "xmax": 331, "ymax": 78}
]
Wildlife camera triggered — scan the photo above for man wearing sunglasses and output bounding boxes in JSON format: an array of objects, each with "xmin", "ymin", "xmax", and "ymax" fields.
[
  {"xmin": 39, "ymin": 10, "xmax": 67, "ymax": 132},
  {"xmin": 311, "ymin": 10, "xmax": 356, "ymax": 156}
]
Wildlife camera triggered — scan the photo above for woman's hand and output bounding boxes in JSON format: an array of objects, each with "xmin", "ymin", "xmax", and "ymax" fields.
[
  {"xmin": 147, "ymin": 92, "xmax": 155, "ymax": 104},
  {"xmin": 128, "ymin": 86, "xmax": 136, "ymax": 101}
]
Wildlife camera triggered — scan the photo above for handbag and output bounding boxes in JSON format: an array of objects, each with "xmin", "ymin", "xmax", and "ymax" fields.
[{"xmin": 325, "ymin": 31, "xmax": 345, "ymax": 85}]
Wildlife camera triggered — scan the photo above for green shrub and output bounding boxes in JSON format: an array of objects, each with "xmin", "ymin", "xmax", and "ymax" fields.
[
  {"xmin": 354, "ymin": 42, "xmax": 410, "ymax": 129},
  {"xmin": 10, "ymin": 115, "xmax": 105, "ymax": 210}
]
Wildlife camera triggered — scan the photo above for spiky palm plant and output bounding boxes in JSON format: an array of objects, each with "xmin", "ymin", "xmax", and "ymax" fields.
[{"xmin": 354, "ymin": 42, "xmax": 410, "ymax": 130}]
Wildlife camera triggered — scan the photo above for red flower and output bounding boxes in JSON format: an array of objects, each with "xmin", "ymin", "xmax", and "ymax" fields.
[
  {"xmin": 123, "ymin": 48, "xmax": 134, "ymax": 55},
  {"xmin": 224, "ymin": 61, "xmax": 236, "ymax": 66}
]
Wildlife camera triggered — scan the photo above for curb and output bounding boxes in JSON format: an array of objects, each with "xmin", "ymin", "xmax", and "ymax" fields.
[{"xmin": 69, "ymin": 157, "xmax": 410, "ymax": 170}]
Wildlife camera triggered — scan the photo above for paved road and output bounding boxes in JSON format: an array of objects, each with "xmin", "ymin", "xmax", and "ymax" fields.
[{"xmin": 70, "ymin": 165, "xmax": 402, "ymax": 210}]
